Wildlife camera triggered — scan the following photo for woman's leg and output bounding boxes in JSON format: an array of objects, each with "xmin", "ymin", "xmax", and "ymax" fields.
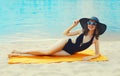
[
  {"xmin": 53, "ymin": 50, "xmax": 71, "ymax": 56},
  {"xmin": 10, "ymin": 39, "xmax": 68, "ymax": 56}
]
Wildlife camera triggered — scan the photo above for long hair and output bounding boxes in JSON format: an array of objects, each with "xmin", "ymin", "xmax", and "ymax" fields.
[{"xmin": 83, "ymin": 24, "xmax": 99, "ymax": 40}]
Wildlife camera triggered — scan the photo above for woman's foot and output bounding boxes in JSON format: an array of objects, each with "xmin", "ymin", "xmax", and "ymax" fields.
[
  {"xmin": 12, "ymin": 50, "xmax": 23, "ymax": 54},
  {"xmin": 8, "ymin": 54, "xmax": 21, "ymax": 58}
]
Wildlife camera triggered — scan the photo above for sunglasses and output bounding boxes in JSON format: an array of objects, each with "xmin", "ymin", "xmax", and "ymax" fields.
[{"xmin": 87, "ymin": 21, "xmax": 97, "ymax": 26}]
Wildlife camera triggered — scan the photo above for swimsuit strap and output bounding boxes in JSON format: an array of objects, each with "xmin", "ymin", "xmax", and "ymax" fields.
[
  {"xmin": 75, "ymin": 33, "xmax": 94, "ymax": 46},
  {"xmin": 75, "ymin": 33, "xmax": 84, "ymax": 46},
  {"xmin": 74, "ymin": 34, "xmax": 94, "ymax": 53}
]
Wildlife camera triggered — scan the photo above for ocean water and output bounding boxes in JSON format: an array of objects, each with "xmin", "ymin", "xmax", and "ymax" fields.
[{"xmin": 0, "ymin": 0, "xmax": 120, "ymax": 42}]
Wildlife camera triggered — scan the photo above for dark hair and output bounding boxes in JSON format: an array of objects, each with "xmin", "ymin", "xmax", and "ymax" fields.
[{"xmin": 83, "ymin": 23, "xmax": 99, "ymax": 40}]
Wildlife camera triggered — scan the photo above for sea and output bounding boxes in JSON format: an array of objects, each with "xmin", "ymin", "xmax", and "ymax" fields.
[{"xmin": 0, "ymin": 0, "xmax": 120, "ymax": 42}]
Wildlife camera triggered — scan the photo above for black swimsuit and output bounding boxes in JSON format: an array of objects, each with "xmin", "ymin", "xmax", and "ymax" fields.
[{"xmin": 62, "ymin": 33, "xmax": 94, "ymax": 55}]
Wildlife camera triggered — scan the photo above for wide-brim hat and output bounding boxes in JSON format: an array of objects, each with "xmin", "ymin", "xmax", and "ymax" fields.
[{"xmin": 79, "ymin": 17, "xmax": 107, "ymax": 35}]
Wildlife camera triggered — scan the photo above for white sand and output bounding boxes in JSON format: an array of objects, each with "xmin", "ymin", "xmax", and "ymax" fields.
[{"xmin": 0, "ymin": 40, "xmax": 120, "ymax": 76}]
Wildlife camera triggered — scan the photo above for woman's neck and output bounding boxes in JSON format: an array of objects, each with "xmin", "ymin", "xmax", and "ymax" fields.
[{"xmin": 88, "ymin": 30, "xmax": 94, "ymax": 35}]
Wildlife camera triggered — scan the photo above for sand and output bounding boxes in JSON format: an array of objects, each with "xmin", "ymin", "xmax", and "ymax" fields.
[{"xmin": 0, "ymin": 39, "xmax": 120, "ymax": 76}]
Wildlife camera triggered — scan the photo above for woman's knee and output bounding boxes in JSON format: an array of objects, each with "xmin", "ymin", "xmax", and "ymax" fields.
[{"xmin": 44, "ymin": 51, "xmax": 55, "ymax": 55}]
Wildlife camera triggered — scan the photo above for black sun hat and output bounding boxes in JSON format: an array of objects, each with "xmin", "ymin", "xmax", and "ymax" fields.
[{"xmin": 79, "ymin": 17, "xmax": 107, "ymax": 35}]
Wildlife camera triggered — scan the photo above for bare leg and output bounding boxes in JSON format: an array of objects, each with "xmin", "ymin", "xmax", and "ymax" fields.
[{"xmin": 9, "ymin": 39, "xmax": 68, "ymax": 57}]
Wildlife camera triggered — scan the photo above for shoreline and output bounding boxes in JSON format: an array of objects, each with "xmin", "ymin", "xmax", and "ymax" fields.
[
  {"xmin": 0, "ymin": 31, "xmax": 120, "ymax": 43},
  {"xmin": 100, "ymin": 31, "xmax": 120, "ymax": 41}
]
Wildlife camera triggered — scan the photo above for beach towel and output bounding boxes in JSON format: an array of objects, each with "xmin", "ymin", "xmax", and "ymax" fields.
[{"xmin": 8, "ymin": 50, "xmax": 108, "ymax": 64}]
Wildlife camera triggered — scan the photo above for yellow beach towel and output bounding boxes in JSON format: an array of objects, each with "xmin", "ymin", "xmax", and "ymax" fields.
[{"xmin": 8, "ymin": 50, "xmax": 108, "ymax": 64}]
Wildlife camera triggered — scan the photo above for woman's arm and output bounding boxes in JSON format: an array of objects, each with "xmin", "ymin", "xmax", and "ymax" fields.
[
  {"xmin": 82, "ymin": 39, "xmax": 100, "ymax": 61},
  {"xmin": 94, "ymin": 39, "xmax": 100, "ymax": 56},
  {"xmin": 63, "ymin": 20, "xmax": 82, "ymax": 36}
]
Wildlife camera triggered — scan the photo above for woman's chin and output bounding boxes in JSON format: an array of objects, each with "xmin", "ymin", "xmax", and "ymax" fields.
[{"xmin": 88, "ymin": 28, "xmax": 95, "ymax": 31}]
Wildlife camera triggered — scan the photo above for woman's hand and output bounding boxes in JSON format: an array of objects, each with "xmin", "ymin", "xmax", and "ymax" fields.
[
  {"xmin": 73, "ymin": 20, "xmax": 79, "ymax": 26},
  {"xmin": 82, "ymin": 56, "xmax": 93, "ymax": 61},
  {"xmin": 82, "ymin": 54, "xmax": 100, "ymax": 61}
]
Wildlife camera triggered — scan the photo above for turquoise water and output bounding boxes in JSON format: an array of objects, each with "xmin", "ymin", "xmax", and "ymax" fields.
[{"xmin": 0, "ymin": 0, "xmax": 120, "ymax": 42}]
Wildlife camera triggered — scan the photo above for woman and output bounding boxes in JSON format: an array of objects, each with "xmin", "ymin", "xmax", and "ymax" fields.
[{"xmin": 9, "ymin": 17, "xmax": 107, "ymax": 61}]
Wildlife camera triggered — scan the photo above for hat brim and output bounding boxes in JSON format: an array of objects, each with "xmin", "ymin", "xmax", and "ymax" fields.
[{"xmin": 79, "ymin": 18, "xmax": 107, "ymax": 35}]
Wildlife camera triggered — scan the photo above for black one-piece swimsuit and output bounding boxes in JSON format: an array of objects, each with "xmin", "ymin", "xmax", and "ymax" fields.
[{"xmin": 62, "ymin": 33, "xmax": 94, "ymax": 55}]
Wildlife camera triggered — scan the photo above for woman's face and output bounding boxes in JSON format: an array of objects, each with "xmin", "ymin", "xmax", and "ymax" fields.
[{"xmin": 87, "ymin": 20, "xmax": 97, "ymax": 31}]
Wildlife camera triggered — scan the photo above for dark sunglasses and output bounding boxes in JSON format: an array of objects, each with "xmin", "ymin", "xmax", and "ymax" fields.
[{"xmin": 87, "ymin": 21, "xmax": 97, "ymax": 26}]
